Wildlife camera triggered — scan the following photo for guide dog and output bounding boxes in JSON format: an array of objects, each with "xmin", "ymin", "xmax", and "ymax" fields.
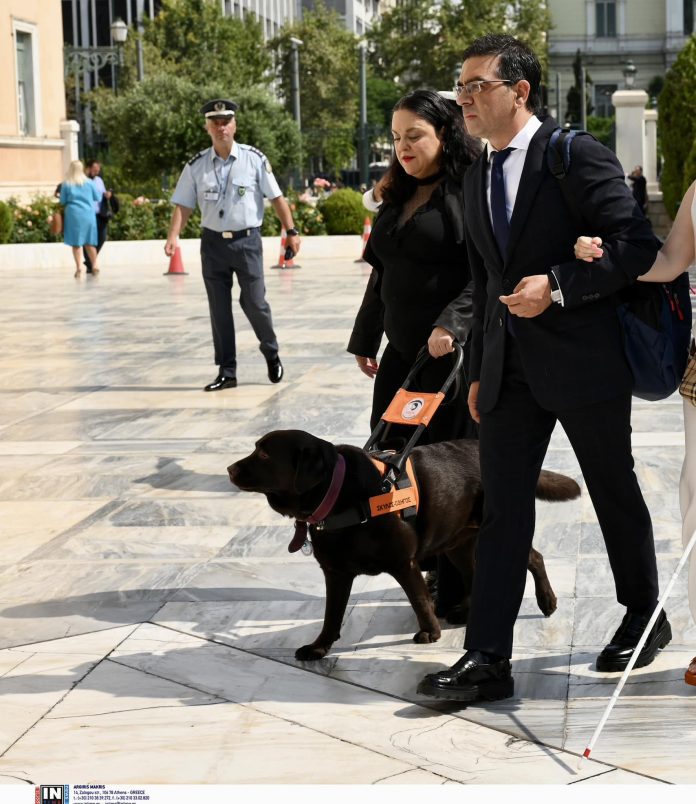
[{"xmin": 228, "ymin": 429, "xmax": 580, "ymax": 661}]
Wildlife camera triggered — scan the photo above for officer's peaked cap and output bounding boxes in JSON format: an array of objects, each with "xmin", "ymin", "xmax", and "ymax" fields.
[{"xmin": 201, "ymin": 99, "xmax": 238, "ymax": 118}]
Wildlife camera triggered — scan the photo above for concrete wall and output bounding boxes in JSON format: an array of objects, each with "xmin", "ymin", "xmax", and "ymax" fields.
[{"xmin": 0, "ymin": 236, "xmax": 366, "ymax": 270}]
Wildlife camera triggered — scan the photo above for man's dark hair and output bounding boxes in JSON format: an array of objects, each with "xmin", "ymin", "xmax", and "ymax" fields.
[
  {"xmin": 382, "ymin": 89, "xmax": 481, "ymax": 207},
  {"xmin": 85, "ymin": 158, "xmax": 100, "ymax": 169},
  {"xmin": 461, "ymin": 33, "xmax": 542, "ymax": 115}
]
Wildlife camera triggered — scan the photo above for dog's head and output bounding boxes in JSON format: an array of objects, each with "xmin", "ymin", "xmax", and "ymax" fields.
[{"xmin": 228, "ymin": 429, "xmax": 337, "ymax": 516}]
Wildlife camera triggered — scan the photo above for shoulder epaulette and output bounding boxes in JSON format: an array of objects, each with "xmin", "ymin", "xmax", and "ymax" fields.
[
  {"xmin": 241, "ymin": 144, "xmax": 267, "ymax": 161},
  {"xmin": 187, "ymin": 150, "xmax": 206, "ymax": 166}
]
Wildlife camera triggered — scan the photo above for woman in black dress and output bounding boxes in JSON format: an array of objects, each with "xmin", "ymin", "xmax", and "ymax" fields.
[{"xmin": 348, "ymin": 89, "xmax": 481, "ymax": 445}]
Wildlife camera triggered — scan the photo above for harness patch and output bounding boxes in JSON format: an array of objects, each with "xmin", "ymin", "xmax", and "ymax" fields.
[{"xmin": 368, "ymin": 456, "xmax": 420, "ymax": 519}]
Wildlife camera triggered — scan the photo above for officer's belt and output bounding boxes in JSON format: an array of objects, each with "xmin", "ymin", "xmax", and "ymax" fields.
[{"xmin": 203, "ymin": 227, "xmax": 258, "ymax": 240}]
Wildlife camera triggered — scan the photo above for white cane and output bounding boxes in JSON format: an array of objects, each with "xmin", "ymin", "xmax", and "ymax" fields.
[{"xmin": 578, "ymin": 527, "xmax": 696, "ymax": 767}]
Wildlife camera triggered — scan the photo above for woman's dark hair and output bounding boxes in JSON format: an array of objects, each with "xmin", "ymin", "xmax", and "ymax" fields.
[
  {"xmin": 460, "ymin": 33, "xmax": 542, "ymax": 115},
  {"xmin": 381, "ymin": 89, "xmax": 482, "ymax": 207}
]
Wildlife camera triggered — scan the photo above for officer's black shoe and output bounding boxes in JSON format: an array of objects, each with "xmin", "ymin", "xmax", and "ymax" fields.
[
  {"xmin": 417, "ymin": 650, "xmax": 514, "ymax": 703},
  {"xmin": 267, "ymin": 356, "xmax": 283, "ymax": 384},
  {"xmin": 596, "ymin": 609, "xmax": 671, "ymax": 672},
  {"xmin": 204, "ymin": 375, "xmax": 237, "ymax": 392}
]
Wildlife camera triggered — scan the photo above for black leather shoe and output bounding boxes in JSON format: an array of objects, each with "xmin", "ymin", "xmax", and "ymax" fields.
[
  {"xmin": 417, "ymin": 650, "xmax": 514, "ymax": 702},
  {"xmin": 596, "ymin": 609, "xmax": 671, "ymax": 672},
  {"xmin": 204, "ymin": 375, "xmax": 237, "ymax": 392},
  {"xmin": 267, "ymin": 356, "xmax": 283, "ymax": 383}
]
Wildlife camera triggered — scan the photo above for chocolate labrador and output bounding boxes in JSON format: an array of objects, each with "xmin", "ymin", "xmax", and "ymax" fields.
[{"xmin": 228, "ymin": 429, "xmax": 580, "ymax": 661}]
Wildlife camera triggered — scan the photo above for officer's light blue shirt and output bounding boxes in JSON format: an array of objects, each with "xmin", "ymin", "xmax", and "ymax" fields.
[{"xmin": 171, "ymin": 142, "xmax": 282, "ymax": 231}]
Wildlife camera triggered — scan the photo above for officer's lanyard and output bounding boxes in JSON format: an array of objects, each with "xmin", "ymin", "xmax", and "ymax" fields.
[{"xmin": 212, "ymin": 156, "xmax": 233, "ymax": 205}]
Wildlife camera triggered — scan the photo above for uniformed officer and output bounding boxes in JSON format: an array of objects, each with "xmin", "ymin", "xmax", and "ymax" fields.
[{"xmin": 165, "ymin": 98, "xmax": 300, "ymax": 390}]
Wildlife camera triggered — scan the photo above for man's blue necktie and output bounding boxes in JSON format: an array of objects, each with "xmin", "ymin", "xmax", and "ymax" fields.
[{"xmin": 490, "ymin": 147, "xmax": 515, "ymax": 259}]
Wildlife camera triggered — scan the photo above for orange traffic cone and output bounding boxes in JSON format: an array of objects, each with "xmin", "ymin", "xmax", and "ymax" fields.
[
  {"xmin": 271, "ymin": 229, "xmax": 287, "ymax": 269},
  {"xmin": 271, "ymin": 228, "xmax": 301, "ymax": 270},
  {"xmin": 355, "ymin": 216, "xmax": 372, "ymax": 263},
  {"xmin": 164, "ymin": 244, "xmax": 188, "ymax": 275}
]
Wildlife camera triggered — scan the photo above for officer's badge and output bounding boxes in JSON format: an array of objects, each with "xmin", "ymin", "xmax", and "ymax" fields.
[
  {"xmin": 214, "ymin": 101, "xmax": 226, "ymax": 112},
  {"xmin": 238, "ymin": 187, "xmax": 246, "ymax": 196},
  {"xmin": 264, "ymin": 158, "xmax": 272, "ymax": 174}
]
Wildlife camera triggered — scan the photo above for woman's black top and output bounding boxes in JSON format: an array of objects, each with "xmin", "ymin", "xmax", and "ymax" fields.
[{"xmin": 347, "ymin": 178, "xmax": 473, "ymax": 361}]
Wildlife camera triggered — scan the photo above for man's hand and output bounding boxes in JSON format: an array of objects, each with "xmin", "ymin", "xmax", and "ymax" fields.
[
  {"xmin": 286, "ymin": 233, "xmax": 301, "ymax": 257},
  {"xmin": 468, "ymin": 381, "xmax": 481, "ymax": 424},
  {"xmin": 164, "ymin": 238, "xmax": 178, "ymax": 258},
  {"xmin": 355, "ymin": 355, "xmax": 378, "ymax": 379},
  {"xmin": 499, "ymin": 275, "xmax": 552, "ymax": 318},
  {"xmin": 427, "ymin": 326, "xmax": 455, "ymax": 358}
]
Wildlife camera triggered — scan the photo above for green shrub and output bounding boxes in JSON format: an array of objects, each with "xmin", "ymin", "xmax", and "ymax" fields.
[
  {"xmin": 317, "ymin": 188, "xmax": 367, "ymax": 235},
  {"xmin": 108, "ymin": 193, "xmax": 201, "ymax": 240},
  {"xmin": 261, "ymin": 204, "xmax": 281, "ymax": 236},
  {"xmin": 6, "ymin": 196, "xmax": 62, "ymax": 243},
  {"xmin": 0, "ymin": 201, "xmax": 13, "ymax": 244},
  {"xmin": 658, "ymin": 34, "xmax": 696, "ymax": 218}
]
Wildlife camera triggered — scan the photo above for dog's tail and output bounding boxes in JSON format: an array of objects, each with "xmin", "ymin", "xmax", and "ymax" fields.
[{"xmin": 535, "ymin": 470, "xmax": 581, "ymax": 502}]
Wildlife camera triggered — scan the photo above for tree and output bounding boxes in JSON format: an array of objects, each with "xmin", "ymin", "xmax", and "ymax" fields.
[
  {"xmin": 273, "ymin": 2, "xmax": 360, "ymax": 176},
  {"xmin": 368, "ymin": 0, "xmax": 551, "ymax": 92},
  {"xmin": 93, "ymin": 76, "xmax": 300, "ymax": 189},
  {"xmin": 658, "ymin": 35, "xmax": 696, "ymax": 218}
]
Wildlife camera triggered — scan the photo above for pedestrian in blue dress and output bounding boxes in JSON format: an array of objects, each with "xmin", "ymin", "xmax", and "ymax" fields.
[{"xmin": 60, "ymin": 160, "xmax": 101, "ymax": 278}]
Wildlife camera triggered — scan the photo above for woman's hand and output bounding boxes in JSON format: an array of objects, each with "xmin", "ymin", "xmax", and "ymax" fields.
[
  {"xmin": 468, "ymin": 381, "xmax": 481, "ymax": 424},
  {"xmin": 428, "ymin": 326, "xmax": 455, "ymax": 358},
  {"xmin": 575, "ymin": 235, "xmax": 604, "ymax": 262},
  {"xmin": 355, "ymin": 355, "xmax": 378, "ymax": 379}
]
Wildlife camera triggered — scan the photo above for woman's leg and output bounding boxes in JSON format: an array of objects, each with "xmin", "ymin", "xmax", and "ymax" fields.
[
  {"xmin": 71, "ymin": 247, "xmax": 82, "ymax": 276},
  {"xmin": 84, "ymin": 245, "xmax": 99, "ymax": 273}
]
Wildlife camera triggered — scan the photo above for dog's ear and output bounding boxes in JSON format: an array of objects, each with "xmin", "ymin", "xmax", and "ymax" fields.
[{"xmin": 293, "ymin": 440, "xmax": 335, "ymax": 495}]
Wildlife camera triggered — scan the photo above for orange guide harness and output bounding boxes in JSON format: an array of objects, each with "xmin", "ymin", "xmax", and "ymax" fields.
[{"xmin": 288, "ymin": 453, "xmax": 420, "ymax": 554}]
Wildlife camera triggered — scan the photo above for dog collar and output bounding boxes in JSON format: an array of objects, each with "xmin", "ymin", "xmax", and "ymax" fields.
[{"xmin": 288, "ymin": 454, "xmax": 346, "ymax": 553}]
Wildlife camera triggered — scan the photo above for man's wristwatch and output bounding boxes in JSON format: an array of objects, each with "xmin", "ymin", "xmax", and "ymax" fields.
[{"xmin": 286, "ymin": 227, "xmax": 299, "ymax": 237}]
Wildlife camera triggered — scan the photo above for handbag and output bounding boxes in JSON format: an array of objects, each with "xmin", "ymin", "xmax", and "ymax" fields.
[
  {"xmin": 98, "ymin": 196, "xmax": 113, "ymax": 220},
  {"xmin": 50, "ymin": 211, "xmax": 63, "ymax": 235},
  {"xmin": 679, "ymin": 342, "xmax": 696, "ymax": 406}
]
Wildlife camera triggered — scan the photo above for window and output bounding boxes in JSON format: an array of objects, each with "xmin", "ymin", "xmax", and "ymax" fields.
[
  {"xmin": 686, "ymin": 0, "xmax": 695, "ymax": 34},
  {"xmin": 596, "ymin": 1, "xmax": 616, "ymax": 37},
  {"xmin": 15, "ymin": 29, "xmax": 36, "ymax": 136},
  {"xmin": 594, "ymin": 83, "xmax": 617, "ymax": 118}
]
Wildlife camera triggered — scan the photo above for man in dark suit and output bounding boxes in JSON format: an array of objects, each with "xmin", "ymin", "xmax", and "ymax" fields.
[{"xmin": 417, "ymin": 34, "xmax": 670, "ymax": 704}]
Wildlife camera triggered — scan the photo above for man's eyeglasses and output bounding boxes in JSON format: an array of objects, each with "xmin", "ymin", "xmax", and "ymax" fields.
[{"xmin": 453, "ymin": 80, "xmax": 515, "ymax": 97}]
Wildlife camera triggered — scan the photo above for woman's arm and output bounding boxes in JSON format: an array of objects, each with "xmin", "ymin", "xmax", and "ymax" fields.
[{"xmin": 575, "ymin": 180, "xmax": 695, "ymax": 282}]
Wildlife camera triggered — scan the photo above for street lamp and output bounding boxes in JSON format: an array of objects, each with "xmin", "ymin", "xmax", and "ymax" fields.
[
  {"xmin": 110, "ymin": 18, "xmax": 128, "ymax": 93},
  {"xmin": 289, "ymin": 36, "xmax": 303, "ymax": 187},
  {"xmin": 358, "ymin": 40, "xmax": 369, "ymax": 188},
  {"xmin": 622, "ymin": 59, "xmax": 638, "ymax": 89}
]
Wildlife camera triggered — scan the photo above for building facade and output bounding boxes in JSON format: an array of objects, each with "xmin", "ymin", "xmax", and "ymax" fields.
[
  {"xmin": 547, "ymin": 0, "xmax": 694, "ymax": 120},
  {"xmin": 0, "ymin": 0, "xmax": 75, "ymax": 201}
]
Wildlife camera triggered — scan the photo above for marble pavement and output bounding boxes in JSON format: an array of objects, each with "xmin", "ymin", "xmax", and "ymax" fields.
[{"xmin": 0, "ymin": 242, "xmax": 695, "ymax": 788}]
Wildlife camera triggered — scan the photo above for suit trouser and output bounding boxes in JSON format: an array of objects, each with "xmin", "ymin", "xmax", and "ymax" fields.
[
  {"xmin": 83, "ymin": 216, "xmax": 108, "ymax": 270},
  {"xmin": 201, "ymin": 228, "xmax": 278, "ymax": 376},
  {"xmin": 464, "ymin": 337, "xmax": 658, "ymax": 659}
]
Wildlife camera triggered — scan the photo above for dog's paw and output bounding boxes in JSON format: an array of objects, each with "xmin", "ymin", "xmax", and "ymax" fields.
[
  {"xmin": 413, "ymin": 629, "xmax": 440, "ymax": 644},
  {"xmin": 295, "ymin": 644, "xmax": 329, "ymax": 661},
  {"xmin": 537, "ymin": 592, "xmax": 557, "ymax": 617}
]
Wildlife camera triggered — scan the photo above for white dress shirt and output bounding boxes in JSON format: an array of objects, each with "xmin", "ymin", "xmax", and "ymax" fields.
[{"xmin": 485, "ymin": 115, "xmax": 543, "ymax": 225}]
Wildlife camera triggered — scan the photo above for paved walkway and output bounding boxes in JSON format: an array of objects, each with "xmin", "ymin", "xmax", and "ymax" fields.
[{"xmin": 0, "ymin": 245, "xmax": 694, "ymax": 790}]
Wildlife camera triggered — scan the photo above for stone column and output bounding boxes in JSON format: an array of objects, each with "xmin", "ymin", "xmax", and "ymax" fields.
[
  {"xmin": 643, "ymin": 109, "xmax": 660, "ymax": 199},
  {"xmin": 60, "ymin": 120, "xmax": 80, "ymax": 177},
  {"xmin": 611, "ymin": 89, "xmax": 648, "ymax": 176}
]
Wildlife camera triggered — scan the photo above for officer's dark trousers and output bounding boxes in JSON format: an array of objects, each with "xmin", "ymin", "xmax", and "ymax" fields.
[
  {"xmin": 201, "ymin": 228, "xmax": 278, "ymax": 377},
  {"xmin": 463, "ymin": 337, "xmax": 659, "ymax": 659}
]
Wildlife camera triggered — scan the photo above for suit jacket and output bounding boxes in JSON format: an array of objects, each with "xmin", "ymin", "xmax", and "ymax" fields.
[{"xmin": 465, "ymin": 116, "xmax": 660, "ymax": 412}]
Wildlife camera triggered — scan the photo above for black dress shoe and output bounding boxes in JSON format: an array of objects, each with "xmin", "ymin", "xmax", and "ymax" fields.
[
  {"xmin": 204, "ymin": 375, "xmax": 237, "ymax": 392},
  {"xmin": 596, "ymin": 609, "xmax": 671, "ymax": 672},
  {"xmin": 417, "ymin": 650, "xmax": 514, "ymax": 702},
  {"xmin": 267, "ymin": 356, "xmax": 283, "ymax": 383}
]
